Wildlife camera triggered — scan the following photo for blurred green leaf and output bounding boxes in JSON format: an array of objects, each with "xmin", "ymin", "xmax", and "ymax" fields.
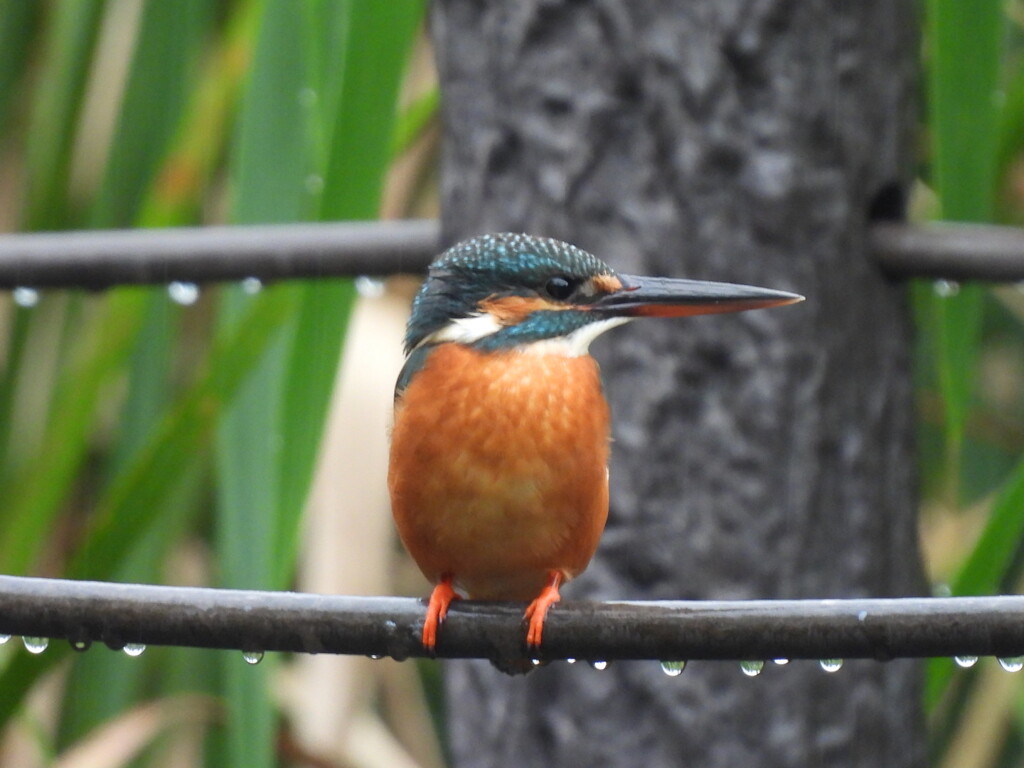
[
  {"xmin": 0, "ymin": 290, "xmax": 149, "ymax": 575},
  {"xmin": 73, "ymin": 286, "xmax": 298, "ymax": 578},
  {"xmin": 393, "ymin": 86, "xmax": 439, "ymax": 157},
  {"xmin": 926, "ymin": 455, "xmax": 1024, "ymax": 709},
  {"xmin": 89, "ymin": 0, "xmax": 212, "ymax": 228},
  {"xmin": 0, "ymin": 284, "xmax": 299, "ymax": 728},
  {"xmin": 918, "ymin": 282, "xmax": 986, "ymax": 496},
  {"xmin": 922, "ymin": 0, "xmax": 1004, "ymax": 501},
  {"xmin": 996, "ymin": 63, "xmax": 1024, "ymax": 221},
  {"xmin": 318, "ymin": 1, "xmax": 424, "ymax": 221},
  {"xmin": 213, "ymin": 3, "xmax": 423, "ymax": 766},
  {"xmin": 926, "ymin": 1, "xmax": 1002, "ymax": 219},
  {"xmin": 271, "ymin": 280, "xmax": 353, "ymax": 585},
  {"xmin": 0, "ymin": 1, "xmax": 41, "ymax": 136},
  {"xmin": 271, "ymin": 0, "xmax": 425, "ymax": 586},
  {"xmin": 58, "ymin": 468, "xmax": 203, "ymax": 750},
  {"xmin": 23, "ymin": 0, "xmax": 106, "ymax": 231},
  {"xmin": 215, "ymin": 1, "xmax": 321, "ymax": 764},
  {"xmin": 138, "ymin": 1, "xmax": 258, "ymax": 228},
  {"xmin": 58, "ymin": 3, "xmax": 218, "ymax": 748},
  {"xmin": 0, "ymin": 308, "xmax": 34, "ymax": 476}
]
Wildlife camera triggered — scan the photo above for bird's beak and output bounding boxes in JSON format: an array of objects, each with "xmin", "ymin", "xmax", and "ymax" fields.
[{"xmin": 591, "ymin": 274, "xmax": 804, "ymax": 318}]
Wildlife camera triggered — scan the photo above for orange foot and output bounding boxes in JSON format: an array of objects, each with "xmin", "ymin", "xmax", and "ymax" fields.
[
  {"xmin": 524, "ymin": 571, "xmax": 563, "ymax": 649},
  {"xmin": 422, "ymin": 575, "xmax": 459, "ymax": 651}
]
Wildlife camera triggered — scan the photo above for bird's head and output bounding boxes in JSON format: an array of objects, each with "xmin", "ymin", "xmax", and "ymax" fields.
[{"xmin": 404, "ymin": 233, "xmax": 802, "ymax": 356}]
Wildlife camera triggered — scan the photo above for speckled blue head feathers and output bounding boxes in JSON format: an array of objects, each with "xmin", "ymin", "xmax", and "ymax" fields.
[
  {"xmin": 401, "ymin": 233, "xmax": 803, "ymax": 362},
  {"xmin": 404, "ymin": 233, "xmax": 619, "ymax": 353}
]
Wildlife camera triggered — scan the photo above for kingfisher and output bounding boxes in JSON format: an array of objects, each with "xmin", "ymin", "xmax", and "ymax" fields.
[{"xmin": 388, "ymin": 233, "xmax": 802, "ymax": 665}]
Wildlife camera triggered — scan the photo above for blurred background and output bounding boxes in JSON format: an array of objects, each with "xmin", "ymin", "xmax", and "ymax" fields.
[{"xmin": 0, "ymin": 0, "xmax": 1021, "ymax": 766}]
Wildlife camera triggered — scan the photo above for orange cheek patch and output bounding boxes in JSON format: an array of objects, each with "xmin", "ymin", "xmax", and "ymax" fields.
[
  {"xmin": 480, "ymin": 295, "xmax": 563, "ymax": 325},
  {"xmin": 590, "ymin": 274, "xmax": 623, "ymax": 293}
]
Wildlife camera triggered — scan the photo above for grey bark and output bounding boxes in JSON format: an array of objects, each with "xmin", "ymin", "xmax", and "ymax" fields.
[{"xmin": 430, "ymin": 1, "xmax": 926, "ymax": 766}]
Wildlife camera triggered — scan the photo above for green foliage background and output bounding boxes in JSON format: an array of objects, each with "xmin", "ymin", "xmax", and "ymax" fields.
[
  {"xmin": 0, "ymin": 0, "xmax": 1022, "ymax": 766},
  {"xmin": 0, "ymin": 1, "xmax": 426, "ymax": 765},
  {"xmin": 921, "ymin": 2, "xmax": 1024, "ymax": 765}
]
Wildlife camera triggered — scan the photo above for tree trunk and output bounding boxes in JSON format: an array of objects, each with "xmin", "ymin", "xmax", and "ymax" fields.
[{"xmin": 430, "ymin": 2, "xmax": 926, "ymax": 766}]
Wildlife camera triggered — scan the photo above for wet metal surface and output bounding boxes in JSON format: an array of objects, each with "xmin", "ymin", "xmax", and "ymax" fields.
[{"xmin": 1, "ymin": 575, "xmax": 1023, "ymax": 663}]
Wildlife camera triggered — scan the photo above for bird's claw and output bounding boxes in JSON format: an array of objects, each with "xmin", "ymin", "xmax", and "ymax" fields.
[
  {"xmin": 422, "ymin": 577, "xmax": 459, "ymax": 652},
  {"xmin": 524, "ymin": 571, "xmax": 563, "ymax": 649}
]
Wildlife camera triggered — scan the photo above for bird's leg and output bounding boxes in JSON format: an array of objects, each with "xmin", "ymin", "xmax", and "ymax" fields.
[
  {"xmin": 422, "ymin": 574, "xmax": 459, "ymax": 651},
  {"xmin": 524, "ymin": 570, "xmax": 563, "ymax": 649}
]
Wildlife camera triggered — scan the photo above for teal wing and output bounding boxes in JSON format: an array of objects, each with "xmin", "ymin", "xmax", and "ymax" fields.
[{"xmin": 394, "ymin": 344, "xmax": 434, "ymax": 400}]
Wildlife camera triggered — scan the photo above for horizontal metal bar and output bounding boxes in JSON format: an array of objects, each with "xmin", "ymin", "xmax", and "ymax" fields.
[
  {"xmin": 0, "ymin": 219, "xmax": 439, "ymax": 290},
  {"xmin": 871, "ymin": 221, "xmax": 1024, "ymax": 281},
  {"xmin": 0, "ymin": 575, "xmax": 1022, "ymax": 663},
  {"xmin": 0, "ymin": 220, "xmax": 1022, "ymax": 290}
]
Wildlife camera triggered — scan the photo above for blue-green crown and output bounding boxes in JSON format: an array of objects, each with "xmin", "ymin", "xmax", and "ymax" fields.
[{"xmin": 404, "ymin": 233, "xmax": 616, "ymax": 353}]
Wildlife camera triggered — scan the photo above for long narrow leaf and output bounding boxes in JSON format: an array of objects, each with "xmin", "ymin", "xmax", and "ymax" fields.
[
  {"xmin": 23, "ymin": 1, "xmax": 106, "ymax": 231},
  {"xmin": 272, "ymin": 0, "xmax": 424, "ymax": 585},
  {"xmin": 89, "ymin": 0, "xmax": 212, "ymax": 228},
  {"xmin": 0, "ymin": 285, "xmax": 297, "ymax": 728},
  {"xmin": 137, "ymin": 1, "xmax": 258, "ymax": 228},
  {"xmin": 0, "ymin": 290, "xmax": 149, "ymax": 575},
  {"xmin": 215, "ymin": 2, "xmax": 322, "ymax": 765},
  {"xmin": 59, "ymin": 2, "xmax": 218, "ymax": 748},
  {"xmin": 926, "ymin": 455, "xmax": 1024, "ymax": 708},
  {"xmin": 0, "ymin": 308, "xmax": 34, "ymax": 476},
  {"xmin": 72, "ymin": 286, "xmax": 298, "ymax": 578},
  {"xmin": 922, "ymin": 0, "xmax": 1004, "ymax": 502},
  {"xmin": 0, "ymin": 1, "xmax": 40, "ymax": 135}
]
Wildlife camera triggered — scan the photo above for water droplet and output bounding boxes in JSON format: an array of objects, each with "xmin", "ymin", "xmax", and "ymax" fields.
[
  {"xmin": 565, "ymin": 658, "xmax": 577, "ymax": 664},
  {"xmin": 590, "ymin": 660, "xmax": 608, "ymax": 671},
  {"xmin": 740, "ymin": 660, "xmax": 765, "ymax": 677},
  {"xmin": 241, "ymin": 277, "xmax": 263, "ymax": 295},
  {"xmin": 242, "ymin": 650, "xmax": 265, "ymax": 665},
  {"xmin": 531, "ymin": 659, "xmax": 542, "ymax": 667},
  {"xmin": 355, "ymin": 276, "xmax": 385, "ymax": 298},
  {"xmin": 933, "ymin": 279, "xmax": 960, "ymax": 298},
  {"xmin": 69, "ymin": 639, "xmax": 92, "ymax": 652},
  {"xmin": 305, "ymin": 174, "xmax": 324, "ymax": 195},
  {"xmin": 168, "ymin": 281, "xmax": 200, "ymax": 306},
  {"xmin": 0, "ymin": 634, "xmax": 10, "ymax": 645},
  {"xmin": 998, "ymin": 656, "xmax": 1024, "ymax": 672},
  {"xmin": 123, "ymin": 643, "xmax": 146, "ymax": 657},
  {"xmin": 857, "ymin": 610, "xmax": 869, "ymax": 621},
  {"xmin": 954, "ymin": 655, "xmax": 978, "ymax": 668},
  {"xmin": 933, "ymin": 582, "xmax": 953, "ymax": 597},
  {"xmin": 13, "ymin": 287, "xmax": 39, "ymax": 307},
  {"xmin": 819, "ymin": 658, "xmax": 844, "ymax": 673},
  {"xmin": 660, "ymin": 660, "xmax": 686, "ymax": 677},
  {"xmin": 367, "ymin": 653, "xmax": 384, "ymax": 660},
  {"xmin": 22, "ymin": 636, "xmax": 48, "ymax": 654},
  {"xmin": 298, "ymin": 87, "xmax": 318, "ymax": 108},
  {"xmin": 772, "ymin": 658, "xmax": 790, "ymax": 665}
]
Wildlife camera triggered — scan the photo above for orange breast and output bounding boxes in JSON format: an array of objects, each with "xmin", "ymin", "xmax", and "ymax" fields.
[{"xmin": 388, "ymin": 343, "xmax": 610, "ymax": 600}]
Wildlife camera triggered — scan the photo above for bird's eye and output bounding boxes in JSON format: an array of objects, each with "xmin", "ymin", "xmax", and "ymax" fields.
[{"xmin": 544, "ymin": 275, "xmax": 577, "ymax": 301}]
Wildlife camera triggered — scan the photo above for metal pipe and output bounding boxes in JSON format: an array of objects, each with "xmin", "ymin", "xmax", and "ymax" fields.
[
  {"xmin": 1, "ymin": 220, "xmax": 1024, "ymax": 290},
  {"xmin": 1, "ymin": 575, "xmax": 1022, "ymax": 662},
  {"xmin": 871, "ymin": 221, "xmax": 1024, "ymax": 282},
  {"xmin": 0, "ymin": 219, "xmax": 439, "ymax": 290}
]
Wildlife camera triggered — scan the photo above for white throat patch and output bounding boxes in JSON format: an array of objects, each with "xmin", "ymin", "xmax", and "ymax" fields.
[
  {"xmin": 520, "ymin": 317, "xmax": 630, "ymax": 357},
  {"xmin": 419, "ymin": 313, "xmax": 503, "ymax": 347},
  {"xmin": 418, "ymin": 313, "xmax": 630, "ymax": 358}
]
